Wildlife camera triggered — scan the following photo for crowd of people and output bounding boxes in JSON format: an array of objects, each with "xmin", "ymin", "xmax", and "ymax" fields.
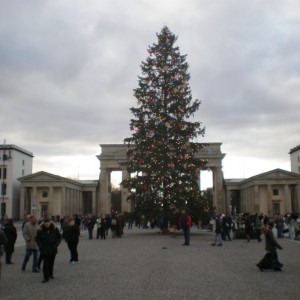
[
  {"xmin": 0, "ymin": 209, "xmax": 299, "ymax": 281},
  {"xmin": 210, "ymin": 211, "xmax": 300, "ymax": 271},
  {"xmin": 0, "ymin": 210, "xmax": 128, "ymax": 283}
]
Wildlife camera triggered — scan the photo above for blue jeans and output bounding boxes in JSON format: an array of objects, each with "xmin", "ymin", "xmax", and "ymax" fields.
[
  {"xmin": 214, "ymin": 233, "xmax": 222, "ymax": 245},
  {"xmin": 22, "ymin": 249, "xmax": 38, "ymax": 271},
  {"xmin": 183, "ymin": 227, "xmax": 190, "ymax": 245}
]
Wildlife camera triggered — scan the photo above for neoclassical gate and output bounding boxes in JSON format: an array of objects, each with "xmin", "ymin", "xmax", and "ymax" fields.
[{"xmin": 97, "ymin": 143, "xmax": 225, "ymax": 215}]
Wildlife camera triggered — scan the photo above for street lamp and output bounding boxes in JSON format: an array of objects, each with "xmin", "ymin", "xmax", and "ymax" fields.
[{"xmin": 1, "ymin": 140, "xmax": 11, "ymax": 228}]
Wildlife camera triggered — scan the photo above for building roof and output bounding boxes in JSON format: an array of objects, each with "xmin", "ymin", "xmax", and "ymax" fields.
[
  {"xmin": 224, "ymin": 178, "xmax": 245, "ymax": 183},
  {"xmin": 0, "ymin": 144, "xmax": 33, "ymax": 157},
  {"xmin": 289, "ymin": 144, "xmax": 300, "ymax": 154}
]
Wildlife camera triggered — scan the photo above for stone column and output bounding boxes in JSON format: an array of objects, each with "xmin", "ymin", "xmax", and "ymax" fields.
[
  {"xmin": 284, "ymin": 184, "xmax": 291, "ymax": 214},
  {"xmin": 48, "ymin": 187, "xmax": 53, "ymax": 217},
  {"xmin": 62, "ymin": 187, "xmax": 66, "ymax": 217},
  {"xmin": 121, "ymin": 168, "xmax": 130, "ymax": 213},
  {"xmin": 213, "ymin": 166, "xmax": 224, "ymax": 213},
  {"xmin": 267, "ymin": 185, "xmax": 272, "ymax": 216},
  {"xmin": 70, "ymin": 189, "xmax": 74, "ymax": 216},
  {"xmin": 254, "ymin": 185, "xmax": 259, "ymax": 212},
  {"xmin": 78, "ymin": 190, "xmax": 82, "ymax": 215},
  {"xmin": 99, "ymin": 168, "xmax": 110, "ymax": 214},
  {"xmin": 197, "ymin": 171, "xmax": 201, "ymax": 190},
  {"xmin": 20, "ymin": 187, "xmax": 25, "ymax": 219},
  {"xmin": 92, "ymin": 190, "xmax": 96, "ymax": 215},
  {"xmin": 225, "ymin": 189, "xmax": 230, "ymax": 213},
  {"xmin": 295, "ymin": 184, "xmax": 300, "ymax": 213},
  {"xmin": 32, "ymin": 187, "xmax": 37, "ymax": 216}
]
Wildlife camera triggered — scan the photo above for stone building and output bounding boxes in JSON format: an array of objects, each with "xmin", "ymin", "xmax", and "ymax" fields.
[
  {"xmin": 289, "ymin": 144, "xmax": 300, "ymax": 174},
  {"xmin": 16, "ymin": 143, "xmax": 300, "ymax": 220},
  {"xmin": 0, "ymin": 144, "xmax": 33, "ymax": 221},
  {"xmin": 224, "ymin": 168, "xmax": 300, "ymax": 217},
  {"xmin": 19, "ymin": 171, "xmax": 98, "ymax": 220}
]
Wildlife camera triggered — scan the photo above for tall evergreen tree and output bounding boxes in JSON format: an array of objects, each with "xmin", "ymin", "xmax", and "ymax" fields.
[{"xmin": 122, "ymin": 26, "xmax": 206, "ymax": 226}]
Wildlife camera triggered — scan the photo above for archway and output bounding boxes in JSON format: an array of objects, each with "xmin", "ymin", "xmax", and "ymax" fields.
[{"xmin": 97, "ymin": 143, "xmax": 225, "ymax": 214}]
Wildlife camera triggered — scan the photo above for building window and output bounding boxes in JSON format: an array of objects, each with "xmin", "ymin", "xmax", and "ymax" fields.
[
  {"xmin": 298, "ymin": 156, "xmax": 300, "ymax": 163},
  {"xmin": 273, "ymin": 203, "xmax": 280, "ymax": 216},
  {"xmin": 298, "ymin": 166, "xmax": 300, "ymax": 173},
  {"xmin": 1, "ymin": 183, "xmax": 6, "ymax": 196},
  {"xmin": 42, "ymin": 191, "xmax": 48, "ymax": 198},
  {"xmin": 22, "ymin": 159, "xmax": 25, "ymax": 166},
  {"xmin": 0, "ymin": 168, "xmax": 7, "ymax": 179},
  {"xmin": 273, "ymin": 189, "xmax": 279, "ymax": 196},
  {"xmin": 22, "ymin": 170, "xmax": 25, "ymax": 176}
]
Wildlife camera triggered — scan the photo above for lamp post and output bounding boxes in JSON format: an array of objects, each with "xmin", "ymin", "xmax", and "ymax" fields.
[{"xmin": 1, "ymin": 140, "xmax": 11, "ymax": 228}]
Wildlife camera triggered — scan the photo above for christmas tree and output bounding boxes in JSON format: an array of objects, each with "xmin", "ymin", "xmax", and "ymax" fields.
[{"xmin": 122, "ymin": 26, "xmax": 206, "ymax": 228}]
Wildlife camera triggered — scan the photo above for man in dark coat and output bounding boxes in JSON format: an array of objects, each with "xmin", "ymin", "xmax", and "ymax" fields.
[
  {"xmin": 86, "ymin": 215, "xmax": 95, "ymax": 239},
  {"xmin": 35, "ymin": 217, "xmax": 61, "ymax": 283},
  {"xmin": 3, "ymin": 219, "xmax": 17, "ymax": 264},
  {"xmin": 62, "ymin": 218, "xmax": 80, "ymax": 263}
]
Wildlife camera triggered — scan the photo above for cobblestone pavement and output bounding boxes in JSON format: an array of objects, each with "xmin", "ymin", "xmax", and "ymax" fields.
[{"xmin": 0, "ymin": 224, "xmax": 299, "ymax": 300}]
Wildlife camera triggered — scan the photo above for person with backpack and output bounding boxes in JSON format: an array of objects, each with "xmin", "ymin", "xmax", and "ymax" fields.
[{"xmin": 179, "ymin": 209, "xmax": 192, "ymax": 246}]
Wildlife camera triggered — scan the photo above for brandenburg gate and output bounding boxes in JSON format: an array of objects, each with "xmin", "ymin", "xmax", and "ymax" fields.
[{"xmin": 97, "ymin": 143, "xmax": 225, "ymax": 215}]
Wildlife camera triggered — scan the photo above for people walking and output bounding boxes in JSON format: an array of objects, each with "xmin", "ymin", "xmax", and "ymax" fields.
[
  {"xmin": 244, "ymin": 213, "xmax": 252, "ymax": 242},
  {"xmin": 111, "ymin": 214, "xmax": 117, "ymax": 238},
  {"xmin": 86, "ymin": 215, "xmax": 95, "ymax": 239},
  {"xmin": 222, "ymin": 213, "xmax": 232, "ymax": 241},
  {"xmin": 3, "ymin": 218, "xmax": 17, "ymax": 264},
  {"xmin": 96, "ymin": 217, "xmax": 101, "ymax": 239},
  {"xmin": 255, "ymin": 213, "xmax": 263, "ymax": 242},
  {"xmin": 100, "ymin": 214, "xmax": 107, "ymax": 240},
  {"xmin": 35, "ymin": 217, "xmax": 61, "ymax": 283},
  {"xmin": 256, "ymin": 221, "xmax": 283, "ymax": 272},
  {"xmin": 275, "ymin": 215, "xmax": 284, "ymax": 238},
  {"xmin": 63, "ymin": 218, "xmax": 80, "ymax": 263},
  {"xmin": 21, "ymin": 215, "xmax": 39, "ymax": 272},
  {"xmin": 179, "ymin": 209, "xmax": 192, "ymax": 246},
  {"xmin": 211, "ymin": 214, "xmax": 223, "ymax": 246}
]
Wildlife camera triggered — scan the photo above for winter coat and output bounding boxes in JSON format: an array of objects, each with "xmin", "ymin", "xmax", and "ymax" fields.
[
  {"xmin": 0, "ymin": 230, "xmax": 7, "ymax": 256},
  {"xmin": 3, "ymin": 223, "xmax": 17, "ymax": 254},
  {"xmin": 35, "ymin": 223, "xmax": 61, "ymax": 256},
  {"xmin": 63, "ymin": 224, "xmax": 80, "ymax": 244},
  {"xmin": 23, "ymin": 221, "xmax": 39, "ymax": 250},
  {"xmin": 215, "ymin": 217, "xmax": 222, "ymax": 234},
  {"xmin": 264, "ymin": 226, "xmax": 282, "ymax": 252},
  {"xmin": 179, "ymin": 213, "xmax": 192, "ymax": 229}
]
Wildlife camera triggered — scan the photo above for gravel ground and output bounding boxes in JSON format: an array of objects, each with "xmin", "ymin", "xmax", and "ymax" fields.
[{"xmin": 0, "ymin": 224, "xmax": 299, "ymax": 300}]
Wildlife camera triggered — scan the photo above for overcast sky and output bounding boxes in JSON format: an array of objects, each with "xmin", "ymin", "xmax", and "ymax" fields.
[{"xmin": 1, "ymin": 0, "xmax": 299, "ymax": 188}]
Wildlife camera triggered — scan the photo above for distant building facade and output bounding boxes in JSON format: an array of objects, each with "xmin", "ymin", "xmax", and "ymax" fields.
[
  {"xmin": 224, "ymin": 169, "xmax": 300, "ymax": 217},
  {"xmin": 7, "ymin": 143, "xmax": 300, "ymax": 220},
  {"xmin": 19, "ymin": 171, "xmax": 98, "ymax": 220},
  {"xmin": 289, "ymin": 144, "xmax": 300, "ymax": 174},
  {"xmin": 0, "ymin": 144, "xmax": 33, "ymax": 220}
]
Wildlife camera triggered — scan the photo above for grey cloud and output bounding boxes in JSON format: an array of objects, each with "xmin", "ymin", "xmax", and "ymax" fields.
[{"xmin": 0, "ymin": 0, "xmax": 299, "ymax": 181}]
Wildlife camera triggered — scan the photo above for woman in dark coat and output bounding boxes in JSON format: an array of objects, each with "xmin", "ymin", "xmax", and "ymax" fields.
[
  {"xmin": 62, "ymin": 218, "xmax": 80, "ymax": 263},
  {"xmin": 256, "ymin": 221, "xmax": 283, "ymax": 271},
  {"xmin": 3, "ymin": 219, "xmax": 17, "ymax": 264},
  {"xmin": 35, "ymin": 218, "xmax": 61, "ymax": 283}
]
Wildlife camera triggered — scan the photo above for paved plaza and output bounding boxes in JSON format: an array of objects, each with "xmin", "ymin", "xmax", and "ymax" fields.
[{"xmin": 0, "ymin": 223, "xmax": 299, "ymax": 300}]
